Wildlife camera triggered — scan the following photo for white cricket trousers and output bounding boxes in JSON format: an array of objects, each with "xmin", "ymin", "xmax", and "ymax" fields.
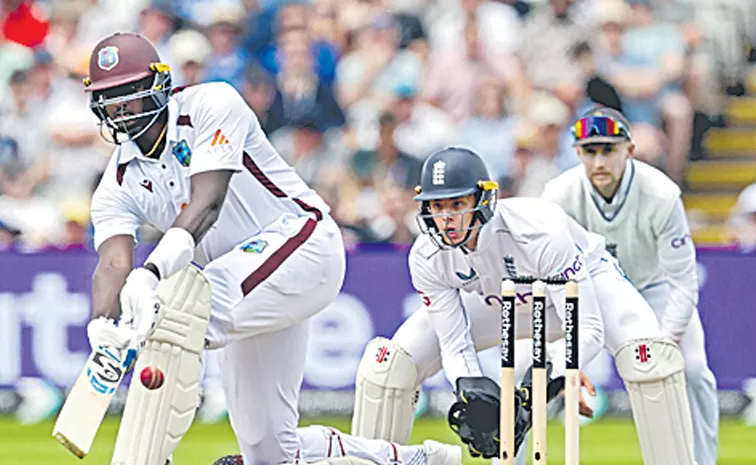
[
  {"xmin": 298, "ymin": 425, "xmax": 426, "ymax": 465},
  {"xmin": 202, "ymin": 214, "xmax": 346, "ymax": 465}
]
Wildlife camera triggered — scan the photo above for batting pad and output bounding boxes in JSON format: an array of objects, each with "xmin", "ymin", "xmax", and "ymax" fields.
[
  {"xmin": 111, "ymin": 264, "xmax": 212, "ymax": 465},
  {"xmin": 615, "ymin": 338, "xmax": 696, "ymax": 465},
  {"xmin": 351, "ymin": 337, "xmax": 419, "ymax": 444}
]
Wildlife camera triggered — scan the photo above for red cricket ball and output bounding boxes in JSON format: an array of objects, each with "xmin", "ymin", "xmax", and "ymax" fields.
[{"xmin": 140, "ymin": 366, "xmax": 165, "ymax": 390}]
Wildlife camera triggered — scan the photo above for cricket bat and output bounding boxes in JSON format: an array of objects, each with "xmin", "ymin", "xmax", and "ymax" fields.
[{"xmin": 52, "ymin": 346, "xmax": 134, "ymax": 458}]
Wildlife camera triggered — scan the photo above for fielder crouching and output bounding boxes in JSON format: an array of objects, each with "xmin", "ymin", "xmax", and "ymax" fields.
[
  {"xmin": 81, "ymin": 32, "xmax": 462, "ymax": 465},
  {"xmin": 351, "ymin": 147, "xmax": 698, "ymax": 465}
]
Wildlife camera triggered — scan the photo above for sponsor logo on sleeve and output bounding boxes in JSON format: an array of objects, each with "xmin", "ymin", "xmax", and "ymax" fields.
[{"xmin": 671, "ymin": 234, "xmax": 691, "ymax": 249}]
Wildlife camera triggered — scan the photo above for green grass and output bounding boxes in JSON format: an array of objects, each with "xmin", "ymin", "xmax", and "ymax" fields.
[{"xmin": 2, "ymin": 416, "xmax": 753, "ymax": 464}]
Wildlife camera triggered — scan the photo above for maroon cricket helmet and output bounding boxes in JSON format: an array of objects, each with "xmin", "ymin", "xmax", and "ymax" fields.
[
  {"xmin": 84, "ymin": 32, "xmax": 172, "ymax": 143},
  {"xmin": 84, "ymin": 32, "xmax": 166, "ymax": 91}
]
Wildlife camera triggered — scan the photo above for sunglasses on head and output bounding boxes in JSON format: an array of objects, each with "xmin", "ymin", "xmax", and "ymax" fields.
[{"xmin": 572, "ymin": 115, "xmax": 630, "ymax": 141}]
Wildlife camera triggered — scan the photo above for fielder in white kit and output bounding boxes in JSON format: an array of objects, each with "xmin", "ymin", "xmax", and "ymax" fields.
[
  {"xmin": 542, "ymin": 106, "xmax": 719, "ymax": 465},
  {"xmin": 351, "ymin": 146, "xmax": 698, "ymax": 464},
  {"xmin": 82, "ymin": 32, "xmax": 461, "ymax": 465}
]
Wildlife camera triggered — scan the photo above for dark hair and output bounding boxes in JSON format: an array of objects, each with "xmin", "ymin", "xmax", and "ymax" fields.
[
  {"xmin": 379, "ymin": 112, "xmax": 397, "ymax": 128},
  {"xmin": 9, "ymin": 69, "xmax": 29, "ymax": 86},
  {"xmin": 244, "ymin": 63, "xmax": 274, "ymax": 88}
]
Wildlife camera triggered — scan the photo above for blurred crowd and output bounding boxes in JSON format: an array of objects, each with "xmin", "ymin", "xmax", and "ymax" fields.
[{"xmin": 0, "ymin": 0, "xmax": 755, "ymax": 250}]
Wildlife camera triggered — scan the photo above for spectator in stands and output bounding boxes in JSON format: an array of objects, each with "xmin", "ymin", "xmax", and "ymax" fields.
[
  {"xmin": 336, "ymin": 12, "xmax": 422, "ymax": 111},
  {"xmin": 515, "ymin": 91, "xmax": 572, "ymax": 196},
  {"xmin": 0, "ymin": 26, "xmax": 34, "ymax": 85},
  {"xmin": 594, "ymin": 0, "xmax": 667, "ymax": 173},
  {"xmin": 727, "ymin": 183, "xmax": 756, "ymax": 252},
  {"xmin": 204, "ymin": 5, "xmax": 250, "ymax": 91},
  {"xmin": 571, "ymin": 40, "xmax": 624, "ymax": 113},
  {"xmin": 1, "ymin": 0, "xmax": 48, "ymax": 48},
  {"xmin": 350, "ymin": 112, "xmax": 422, "ymax": 192},
  {"xmin": 241, "ymin": 0, "xmax": 278, "ymax": 58},
  {"xmin": 43, "ymin": 1, "xmax": 91, "ymax": 79},
  {"xmin": 456, "ymin": 78, "xmax": 517, "ymax": 180},
  {"xmin": 258, "ymin": 3, "xmax": 340, "ymax": 84},
  {"xmin": 269, "ymin": 114, "xmax": 349, "ymax": 189},
  {"xmin": 513, "ymin": 0, "xmax": 590, "ymax": 110},
  {"xmin": 390, "ymin": 83, "xmax": 457, "ymax": 160},
  {"xmin": 427, "ymin": 0, "xmax": 522, "ymax": 57},
  {"xmin": 422, "ymin": 17, "xmax": 516, "ymax": 122},
  {"xmin": 137, "ymin": 0, "xmax": 178, "ymax": 69},
  {"xmin": 374, "ymin": 184, "xmax": 418, "ymax": 243},
  {"xmin": 36, "ymin": 57, "xmax": 107, "ymax": 207},
  {"xmin": 624, "ymin": 0, "xmax": 694, "ymax": 183},
  {"xmin": 60, "ymin": 198, "xmax": 89, "ymax": 247},
  {"xmin": 240, "ymin": 63, "xmax": 276, "ymax": 128},
  {"xmin": 168, "ymin": 28, "xmax": 212, "ymax": 86},
  {"xmin": 265, "ymin": 26, "xmax": 345, "ymax": 135},
  {"xmin": 0, "ymin": 69, "xmax": 49, "ymax": 199}
]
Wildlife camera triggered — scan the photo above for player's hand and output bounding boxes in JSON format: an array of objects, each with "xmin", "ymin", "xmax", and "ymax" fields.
[
  {"xmin": 447, "ymin": 376, "xmax": 500, "ymax": 459},
  {"xmin": 579, "ymin": 371, "xmax": 597, "ymax": 418},
  {"xmin": 87, "ymin": 316, "xmax": 133, "ymax": 350},
  {"xmin": 119, "ymin": 267, "xmax": 164, "ymax": 343}
]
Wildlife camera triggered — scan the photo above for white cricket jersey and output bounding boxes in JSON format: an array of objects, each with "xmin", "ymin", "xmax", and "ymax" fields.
[
  {"xmin": 541, "ymin": 159, "xmax": 698, "ymax": 339},
  {"xmin": 90, "ymin": 82, "xmax": 329, "ymax": 264},
  {"xmin": 408, "ymin": 197, "xmax": 607, "ymax": 386}
]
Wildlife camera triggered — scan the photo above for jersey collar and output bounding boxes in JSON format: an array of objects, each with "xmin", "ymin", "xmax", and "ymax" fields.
[
  {"xmin": 584, "ymin": 158, "xmax": 635, "ymax": 222},
  {"xmin": 115, "ymin": 98, "xmax": 178, "ymax": 166}
]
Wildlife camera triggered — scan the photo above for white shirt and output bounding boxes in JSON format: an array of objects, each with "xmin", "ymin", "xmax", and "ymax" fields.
[
  {"xmin": 542, "ymin": 159, "xmax": 698, "ymax": 340},
  {"xmin": 408, "ymin": 197, "xmax": 606, "ymax": 386},
  {"xmin": 90, "ymin": 82, "xmax": 329, "ymax": 264}
]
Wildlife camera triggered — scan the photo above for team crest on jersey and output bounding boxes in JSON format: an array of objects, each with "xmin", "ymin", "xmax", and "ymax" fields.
[
  {"xmin": 97, "ymin": 46, "xmax": 119, "ymax": 71},
  {"xmin": 173, "ymin": 140, "xmax": 191, "ymax": 167},
  {"xmin": 241, "ymin": 239, "xmax": 268, "ymax": 254}
]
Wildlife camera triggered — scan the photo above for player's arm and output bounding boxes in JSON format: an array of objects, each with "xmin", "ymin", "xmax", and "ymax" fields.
[
  {"xmin": 655, "ymin": 198, "xmax": 698, "ymax": 342},
  {"xmin": 141, "ymin": 169, "xmax": 234, "ymax": 279},
  {"xmin": 409, "ymin": 253, "xmax": 482, "ymax": 387},
  {"xmin": 89, "ymin": 172, "xmax": 142, "ymax": 321},
  {"xmin": 92, "ymin": 235, "xmax": 134, "ymax": 320},
  {"xmin": 143, "ymin": 83, "xmax": 248, "ymax": 281},
  {"xmin": 537, "ymin": 225, "xmax": 605, "ymax": 374}
]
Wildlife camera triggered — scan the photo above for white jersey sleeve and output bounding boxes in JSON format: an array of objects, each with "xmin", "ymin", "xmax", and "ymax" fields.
[
  {"xmin": 655, "ymin": 198, "xmax": 698, "ymax": 340},
  {"xmin": 408, "ymin": 243, "xmax": 483, "ymax": 388},
  {"xmin": 533, "ymin": 213, "xmax": 605, "ymax": 369},
  {"xmin": 90, "ymin": 157, "xmax": 143, "ymax": 251},
  {"xmin": 189, "ymin": 82, "xmax": 252, "ymax": 175}
]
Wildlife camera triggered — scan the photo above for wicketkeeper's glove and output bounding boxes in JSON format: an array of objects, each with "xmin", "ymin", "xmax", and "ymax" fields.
[
  {"xmin": 447, "ymin": 376, "xmax": 501, "ymax": 458},
  {"xmin": 446, "ymin": 364, "xmax": 566, "ymax": 459}
]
